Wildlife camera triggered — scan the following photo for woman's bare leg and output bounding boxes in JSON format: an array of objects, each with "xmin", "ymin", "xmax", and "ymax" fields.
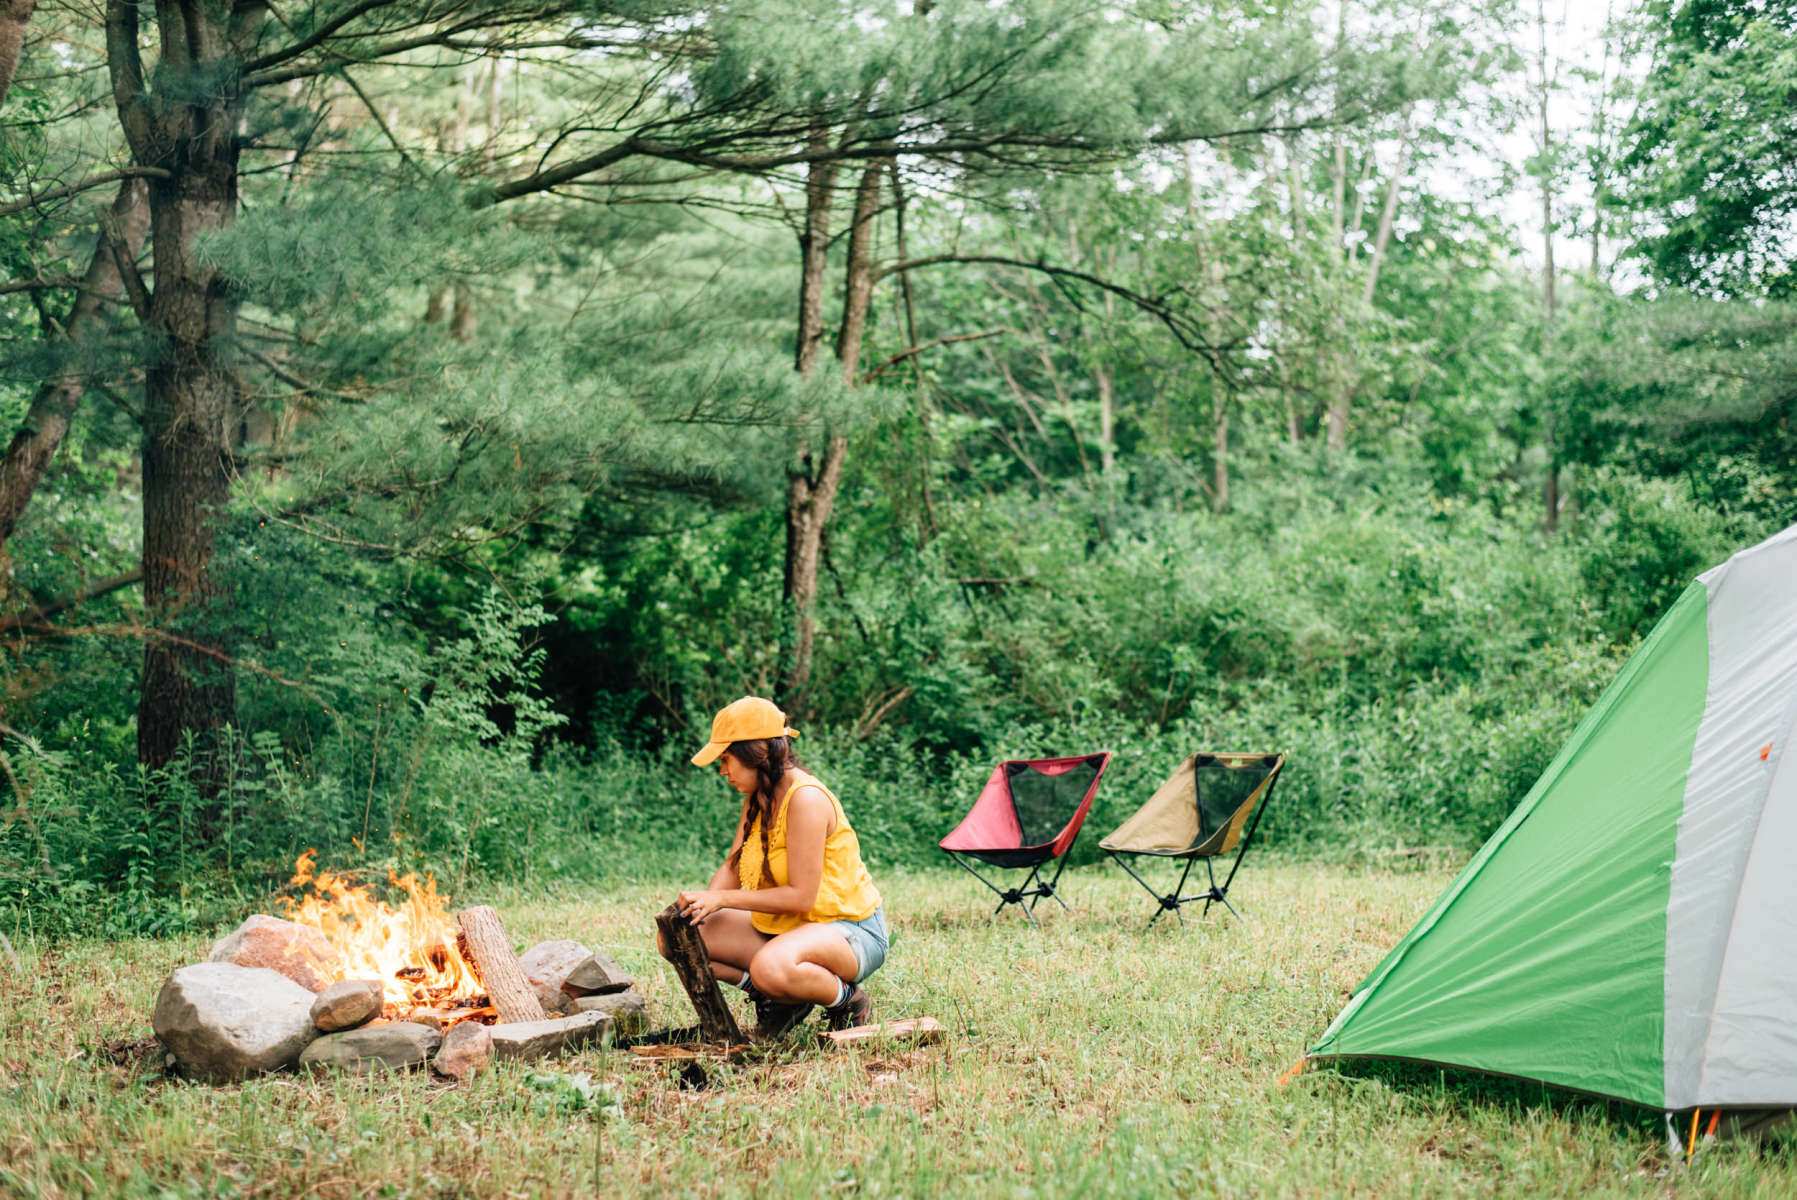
[
  {"xmin": 747, "ymin": 924, "xmax": 860, "ymax": 1005},
  {"xmin": 655, "ymin": 908, "xmax": 769, "ymax": 984}
]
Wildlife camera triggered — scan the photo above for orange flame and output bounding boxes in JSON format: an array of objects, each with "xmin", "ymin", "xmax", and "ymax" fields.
[{"xmin": 279, "ymin": 851, "xmax": 485, "ymax": 1011}]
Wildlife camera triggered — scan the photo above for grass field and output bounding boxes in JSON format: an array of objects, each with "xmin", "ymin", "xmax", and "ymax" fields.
[{"xmin": 3, "ymin": 861, "xmax": 1793, "ymax": 1199}]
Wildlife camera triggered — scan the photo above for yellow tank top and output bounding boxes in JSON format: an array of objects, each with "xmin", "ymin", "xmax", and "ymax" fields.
[{"xmin": 738, "ymin": 770, "xmax": 881, "ymax": 935}]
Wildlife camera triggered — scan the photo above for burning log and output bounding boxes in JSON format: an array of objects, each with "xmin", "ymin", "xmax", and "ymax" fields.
[
  {"xmin": 454, "ymin": 906, "xmax": 545, "ymax": 1024},
  {"xmin": 653, "ymin": 903, "xmax": 742, "ymax": 1046}
]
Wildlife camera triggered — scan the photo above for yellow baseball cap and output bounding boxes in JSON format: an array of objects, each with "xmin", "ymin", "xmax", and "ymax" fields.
[{"xmin": 690, "ymin": 696, "xmax": 798, "ymax": 766}]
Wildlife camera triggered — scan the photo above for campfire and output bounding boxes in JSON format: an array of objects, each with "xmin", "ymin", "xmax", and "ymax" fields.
[
  {"xmin": 150, "ymin": 857, "xmax": 932, "ymax": 1085},
  {"xmin": 150, "ymin": 853, "xmax": 642, "ymax": 1083},
  {"xmin": 279, "ymin": 852, "xmax": 493, "ymax": 1026}
]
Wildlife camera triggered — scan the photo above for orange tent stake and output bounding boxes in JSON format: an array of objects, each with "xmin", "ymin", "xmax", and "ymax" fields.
[
  {"xmin": 1276, "ymin": 1057, "xmax": 1309, "ymax": 1086},
  {"xmin": 1686, "ymin": 1108, "xmax": 1700, "ymax": 1164}
]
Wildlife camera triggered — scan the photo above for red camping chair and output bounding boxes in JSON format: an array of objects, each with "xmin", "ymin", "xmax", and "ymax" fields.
[{"xmin": 939, "ymin": 753, "xmax": 1112, "ymax": 925}]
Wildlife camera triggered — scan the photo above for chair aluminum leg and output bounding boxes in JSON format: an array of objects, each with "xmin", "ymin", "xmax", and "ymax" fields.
[
  {"xmin": 1111, "ymin": 852, "xmax": 1197, "ymax": 929},
  {"xmin": 949, "ymin": 850, "xmax": 1057, "ymax": 926}
]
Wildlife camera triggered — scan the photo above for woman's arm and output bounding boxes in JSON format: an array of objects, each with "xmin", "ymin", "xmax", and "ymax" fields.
[{"xmin": 679, "ymin": 787, "xmax": 833, "ymax": 923}]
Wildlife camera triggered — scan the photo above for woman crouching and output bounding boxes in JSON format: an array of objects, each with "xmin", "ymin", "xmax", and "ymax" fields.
[{"xmin": 661, "ymin": 697, "xmax": 887, "ymax": 1035}]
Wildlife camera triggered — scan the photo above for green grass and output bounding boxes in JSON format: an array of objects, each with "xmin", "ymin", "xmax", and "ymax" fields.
[{"xmin": 2, "ymin": 862, "xmax": 1792, "ymax": 1198}]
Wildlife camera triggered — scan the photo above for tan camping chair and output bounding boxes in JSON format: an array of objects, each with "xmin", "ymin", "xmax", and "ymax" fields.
[{"xmin": 1100, "ymin": 752, "xmax": 1285, "ymax": 926}]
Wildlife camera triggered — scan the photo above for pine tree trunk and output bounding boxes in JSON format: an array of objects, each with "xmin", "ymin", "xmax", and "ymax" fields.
[
  {"xmin": 1212, "ymin": 389, "xmax": 1229, "ymax": 513},
  {"xmin": 0, "ymin": 178, "xmax": 149, "ymax": 563},
  {"xmin": 793, "ymin": 130, "xmax": 839, "ymax": 377},
  {"xmin": 0, "ymin": 0, "xmax": 34, "ymax": 108},
  {"xmin": 779, "ymin": 138, "xmax": 848, "ymax": 711},
  {"xmin": 834, "ymin": 161, "xmax": 884, "ymax": 385},
  {"xmin": 106, "ymin": 0, "xmax": 263, "ymax": 789},
  {"xmin": 1537, "ymin": 0, "xmax": 1558, "ymax": 535},
  {"xmin": 136, "ymin": 158, "xmax": 243, "ymax": 779}
]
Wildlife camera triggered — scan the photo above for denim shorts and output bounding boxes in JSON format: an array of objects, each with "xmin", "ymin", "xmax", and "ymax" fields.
[{"xmin": 826, "ymin": 906, "xmax": 888, "ymax": 983}]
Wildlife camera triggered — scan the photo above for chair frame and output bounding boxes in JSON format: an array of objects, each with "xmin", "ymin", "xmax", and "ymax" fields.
[
  {"xmin": 939, "ymin": 752, "xmax": 1111, "ymax": 927},
  {"xmin": 1104, "ymin": 752, "xmax": 1285, "ymax": 928},
  {"xmin": 942, "ymin": 850, "xmax": 1072, "ymax": 928}
]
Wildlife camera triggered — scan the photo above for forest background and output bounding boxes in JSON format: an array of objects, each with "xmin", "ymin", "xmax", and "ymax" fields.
[{"xmin": 2, "ymin": 0, "xmax": 1793, "ymax": 938}]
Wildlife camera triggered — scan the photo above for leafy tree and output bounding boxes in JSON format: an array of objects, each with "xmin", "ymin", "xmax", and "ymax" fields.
[{"xmin": 1619, "ymin": 0, "xmax": 1797, "ymax": 295}]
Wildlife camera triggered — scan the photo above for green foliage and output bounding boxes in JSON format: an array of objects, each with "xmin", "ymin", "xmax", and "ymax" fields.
[
  {"xmin": 4, "ymin": 0, "xmax": 1795, "ymax": 945},
  {"xmin": 1620, "ymin": 0, "xmax": 1797, "ymax": 295}
]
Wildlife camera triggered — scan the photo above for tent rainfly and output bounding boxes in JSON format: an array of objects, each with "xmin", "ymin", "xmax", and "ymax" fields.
[{"xmin": 1308, "ymin": 522, "xmax": 1797, "ymax": 1112}]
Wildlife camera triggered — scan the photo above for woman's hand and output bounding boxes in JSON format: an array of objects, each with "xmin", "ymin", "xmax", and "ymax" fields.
[{"xmin": 677, "ymin": 889, "xmax": 728, "ymax": 925}]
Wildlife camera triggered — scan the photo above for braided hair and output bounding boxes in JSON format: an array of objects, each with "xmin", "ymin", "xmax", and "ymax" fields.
[{"xmin": 722, "ymin": 737, "xmax": 799, "ymax": 888}]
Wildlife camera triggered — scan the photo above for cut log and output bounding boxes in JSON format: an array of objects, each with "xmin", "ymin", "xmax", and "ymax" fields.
[
  {"xmin": 455, "ymin": 906, "xmax": 545, "ymax": 1024},
  {"xmin": 820, "ymin": 1017, "xmax": 945, "ymax": 1048},
  {"xmin": 653, "ymin": 903, "xmax": 742, "ymax": 1045}
]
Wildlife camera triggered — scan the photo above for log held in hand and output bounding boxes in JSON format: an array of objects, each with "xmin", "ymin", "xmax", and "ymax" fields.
[
  {"xmin": 455, "ymin": 905, "xmax": 546, "ymax": 1025},
  {"xmin": 654, "ymin": 903, "xmax": 743, "ymax": 1045}
]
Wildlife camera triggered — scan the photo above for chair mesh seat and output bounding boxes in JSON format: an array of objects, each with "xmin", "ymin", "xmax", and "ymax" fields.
[
  {"xmin": 939, "ymin": 752, "xmax": 1111, "ymax": 924},
  {"xmin": 1101, "ymin": 752, "xmax": 1285, "ymax": 925}
]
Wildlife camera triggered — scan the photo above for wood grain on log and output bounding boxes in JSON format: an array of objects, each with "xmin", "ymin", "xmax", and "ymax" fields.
[
  {"xmin": 821, "ymin": 1017, "xmax": 945, "ymax": 1048},
  {"xmin": 653, "ymin": 903, "xmax": 742, "ymax": 1045},
  {"xmin": 455, "ymin": 906, "xmax": 545, "ymax": 1024}
]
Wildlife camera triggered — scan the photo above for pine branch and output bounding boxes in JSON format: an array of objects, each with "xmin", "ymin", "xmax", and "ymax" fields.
[{"xmin": 0, "ymin": 166, "xmax": 168, "ymax": 219}]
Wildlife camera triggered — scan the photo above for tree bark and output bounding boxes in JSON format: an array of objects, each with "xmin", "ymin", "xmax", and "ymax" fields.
[
  {"xmin": 0, "ymin": 178, "xmax": 149, "ymax": 564},
  {"xmin": 833, "ymin": 160, "xmax": 885, "ymax": 386},
  {"xmin": 136, "ymin": 159, "xmax": 243, "ymax": 777},
  {"xmin": 456, "ymin": 906, "xmax": 546, "ymax": 1024},
  {"xmin": 779, "ymin": 135, "xmax": 851, "ymax": 711},
  {"xmin": 0, "ymin": 0, "xmax": 34, "ymax": 109},
  {"xmin": 107, "ymin": 0, "xmax": 264, "ymax": 783},
  {"xmin": 780, "ymin": 434, "xmax": 847, "ymax": 713},
  {"xmin": 654, "ymin": 903, "xmax": 743, "ymax": 1045},
  {"xmin": 793, "ymin": 126, "xmax": 839, "ymax": 377},
  {"xmin": 1537, "ymin": 0, "xmax": 1559, "ymax": 534},
  {"xmin": 1212, "ymin": 389, "xmax": 1229, "ymax": 513}
]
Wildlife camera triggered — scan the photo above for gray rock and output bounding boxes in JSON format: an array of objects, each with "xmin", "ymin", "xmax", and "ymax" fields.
[
  {"xmin": 207, "ymin": 915, "xmax": 341, "ymax": 993},
  {"xmin": 569, "ymin": 990, "xmax": 647, "ymax": 1033},
  {"xmin": 489, "ymin": 1011, "xmax": 612, "ymax": 1062},
  {"xmin": 310, "ymin": 979, "xmax": 384, "ymax": 1032},
  {"xmin": 561, "ymin": 950, "xmax": 633, "ymax": 997},
  {"xmin": 153, "ymin": 963, "xmax": 320, "ymax": 1083},
  {"xmin": 432, "ymin": 1021, "xmax": 493, "ymax": 1081},
  {"xmin": 518, "ymin": 939, "xmax": 593, "ymax": 1013},
  {"xmin": 299, "ymin": 1022, "xmax": 441, "ymax": 1074}
]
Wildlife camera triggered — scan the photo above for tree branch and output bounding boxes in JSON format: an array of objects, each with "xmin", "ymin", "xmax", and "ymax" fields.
[
  {"xmin": 0, "ymin": 567, "xmax": 143, "ymax": 633},
  {"xmin": 864, "ymin": 328, "xmax": 1016, "ymax": 381},
  {"xmin": 0, "ymin": 165, "xmax": 169, "ymax": 219},
  {"xmin": 0, "ymin": 276, "xmax": 80, "ymax": 296}
]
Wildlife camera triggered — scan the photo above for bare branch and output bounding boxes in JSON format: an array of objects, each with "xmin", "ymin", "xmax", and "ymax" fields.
[
  {"xmin": 0, "ymin": 165, "xmax": 168, "ymax": 219},
  {"xmin": 0, "ymin": 568, "xmax": 143, "ymax": 633},
  {"xmin": 864, "ymin": 328, "xmax": 1016, "ymax": 382}
]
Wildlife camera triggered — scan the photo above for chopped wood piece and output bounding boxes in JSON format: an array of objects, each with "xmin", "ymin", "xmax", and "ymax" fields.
[
  {"xmin": 454, "ymin": 906, "xmax": 545, "ymax": 1025},
  {"xmin": 820, "ymin": 1017, "xmax": 945, "ymax": 1048},
  {"xmin": 653, "ymin": 903, "xmax": 742, "ymax": 1045}
]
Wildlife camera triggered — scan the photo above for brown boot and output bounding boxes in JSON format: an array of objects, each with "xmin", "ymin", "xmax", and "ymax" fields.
[
  {"xmin": 824, "ymin": 983, "xmax": 872, "ymax": 1031},
  {"xmin": 745, "ymin": 981, "xmax": 813, "ymax": 1039}
]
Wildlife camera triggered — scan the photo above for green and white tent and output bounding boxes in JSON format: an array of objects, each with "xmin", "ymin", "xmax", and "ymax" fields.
[{"xmin": 1309, "ymin": 523, "xmax": 1797, "ymax": 1111}]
